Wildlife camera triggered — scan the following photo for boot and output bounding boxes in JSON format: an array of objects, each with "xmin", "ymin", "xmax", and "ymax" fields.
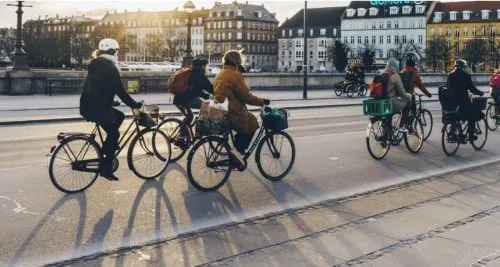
[{"xmin": 100, "ymin": 157, "xmax": 119, "ymax": 181}]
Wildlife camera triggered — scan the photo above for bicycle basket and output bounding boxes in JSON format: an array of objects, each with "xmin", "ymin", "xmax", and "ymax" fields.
[
  {"xmin": 195, "ymin": 117, "xmax": 231, "ymax": 136},
  {"xmin": 471, "ymin": 96, "xmax": 488, "ymax": 110},
  {"xmin": 262, "ymin": 108, "xmax": 289, "ymax": 131},
  {"xmin": 137, "ymin": 112, "xmax": 157, "ymax": 128},
  {"xmin": 362, "ymin": 99, "xmax": 393, "ymax": 116}
]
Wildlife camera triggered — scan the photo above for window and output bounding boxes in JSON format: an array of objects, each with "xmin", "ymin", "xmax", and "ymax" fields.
[
  {"xmin": 387, "ymin": 21, "xmax": 391, "ymax": 29},
  {"xmin": 416, "ymin": 5, "xmax": 425, "ymax": 14},
  {"xmin": 498, "ymin": 9, "xmax": 500, "ymax": 19},
  {"xmin": 364, "ymin": 36, "xmax": 369, "ymax": 44},
  {"xmin": 333, "ymin": 28, "xmax": 337, "ymax": 36},
  {"xmin": 463, "ymin": 11, "xmax": 471, "ymax": 20},
  {"xmin": 455, "ymin": 27, "xmax": 460, "ymax": 38},
  {"xmin": 418, "ymin": 35, "xmax": 423, "ymax": 44},
  {"xmin": 318, "ymin": 51, "xmax": 326, "ymax": 59},
  {"xmin": 372, "ymin": 22, "xmax": 376, "ymax": 29},
  {"xmin": 387, "ymin": 35, "xmax": 391, "ymax": 44},
  {"xmin": 402, "ymin": 6, "xmax": 411, "ymax": 14},
  {"xmin": 320, "ymin": 28, "xmax": 326, "ymax": 35},
  {"xmin": 281, "ymin": 29, "xmax": 285, "ymax": 37},
  {"xmin": 380, "ymin": 36, "xmax": 384, "ymax": 44},
  {"xmin": 298, "ymin": 29, "xmax": 303, "ymax": 37},
  {"xmin": 379, "ymin": 21, "xmax": 384, "ymax": 29},
  {"xmin": 365, "ymin": 22, "xmax": 368, "ymax": 29},
  {"xmin": 402, "ymin": 35, "xmax": 407, "ymax": 43},
  {"xmin": 357, "ymin": 8, "xmax": 367, "ymax": 16},
  {"xmin": 482, "ymin": 25, "xmax": 486, "ymax": 35},
  {"xmin": 295, "ymin": 39, "xmax": 303, "ymax": 48},
  {"xmin": 346, "ymin": 9, "xmax": 355, "ymax": 17},
  {"xmin": 358, "ymin": 36, "xmax": 362, "ymax": 44},
  {"xmin": 344, "ymin": 36, "xmax": 348, "ymax": 44},
  {"xmin": 394, "ymin": 20, "xmax": 399, "ymax": 29},
  {"xmin": 450, "ymin": 11, "xmax": 457, "ymax": 21},
  {"xmin": 463, "ymin": 27, "xmax": 468, "ymax": 36},
  {"xmin": 372, "ymin": 36, "xmax": 376, "ymax": 44},
  {"xmin": 454, "ymin": 43, "xmax": 459, "ymax": 54},
  {"xmin": 390, "ymin": 7, "xmax": 399, "ymax": 15},
  {"xmin": 395, "ymin": 35, "xmax": 400, "ymax": 44},
  {"xmin": 473, "ymin": 26, "xmax": 476, "ymax": 35},
  {"xmin": 491, "ymin": 26, "xmax": 495, "ymax": 37},
  {"xmin": 289, "ymin": 29, "xmax": 292, "ymax": 36},
  {"xmin": 369, "ymin": 7, "xmax": 378, "ymax": 16},
  {"xmin": 228, "ymin": 32, "xmax": 232, "ymax": 39},
  {"xmin": 295, "ymin": 50, "xmax": 303, "ymax": 58},
  {"xmin": 482, "ymin": 10, "xmax": 490, "ymax": 20},
  {"xmin": 446, "ymin": 26, "xmax": 451, "ymax": 36},
  {"xmin": 237, "ymin": 21, "xmax": 242, "ymax": 29},
  {"xmin": 434, "ymin": 12, "xmax": 443, "ymax": 23},
  {"xmin": 350, "ymin": 36, "xmax": 355, "ymax": 44},
  {"xmin": 228, "ymin": 21, "xmax": 232, "ymax": 28},
  {"xmin": 310, "ymin": 28, "xmax": 313, "ymax": 36}
]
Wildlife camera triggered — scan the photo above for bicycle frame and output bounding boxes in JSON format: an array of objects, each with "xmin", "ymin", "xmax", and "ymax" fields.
[{"xmin": 92, "ymin": 118, "xmax": 142, "ymax": 158}]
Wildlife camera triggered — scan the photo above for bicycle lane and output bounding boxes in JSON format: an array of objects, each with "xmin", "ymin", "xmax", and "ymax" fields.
[{"xmin": 0, "ymin": 114, "xmax": 499, "ymax": 266}]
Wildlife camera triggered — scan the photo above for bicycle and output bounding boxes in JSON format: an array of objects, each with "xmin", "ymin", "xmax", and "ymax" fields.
[
  {"xmin": 408, "ymin": 94, "xmax": 434, "ymax": 141},
  {"xmin": 441, "ymin": 97, "xmax": 488, "ymax": 156},
  {"xmin": 364, "ymin": 99, "xmax": 424, "ymax": 160},
  {"xmin": 186, "ymin": 106, "xmax": 296, "ymax": 192},
  {"xmin": 48, "ymin": 103, "xmax": 172, "ymax": 193},
  {"xmin": 485, "ymin": 98, "xmax": 500, "ymax": 131},
  {"xmin": 157, "ymin": 114, "xmax": 201, "ymax": 162},
  {"xmin": 334, "ymin": 80, "xmax": 368, "ymax": 97}
]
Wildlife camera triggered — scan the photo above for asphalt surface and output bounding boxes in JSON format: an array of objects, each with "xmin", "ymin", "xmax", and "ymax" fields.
[{"xmin": 1, "ymin": 101, "xmax": 500, "ymax": 266}]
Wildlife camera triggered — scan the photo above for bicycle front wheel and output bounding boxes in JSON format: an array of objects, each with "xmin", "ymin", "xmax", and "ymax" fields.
[
  {"xmin": 358, "ymin": 84, "xmax": 368, "ymax": 96},
  {"xmin": 127, "ymin": 129, "xmax": 171, "ymax": 179},
  {"xmin": 346, "ymin": 84, "xmax": 355, "ymax": 97},
  {"xmin": 486, "ymin": 104, "xmax": 498, "ymax": 131},
  {"xmin": 366, "ymin": 119, "xmax": 390, "ymax": 160},
  {"xmin": 441, "ymin": 123, "xmax": 460, "ymax": 156},
  {"xmin": 471, "ymin": 118, "xmax": 488, "ymax": 150},
  {"xmin": 187, "ymin": 136, "xmax": 232, "ymax": 192},
  {"xmin": 48, "ymin": 136, "xmax": 101, "ymax": 193},
  {"xmin": 255, "ymin": 131, "xmax": 296, "ymax": 181},
  {"xmin": 419, "ymin": 109, "xmax": 433, "ymax": 140},
  {"xmin": 158, "ymin": 118, "xmax": 188, "ymax": 162},
  {"xmin": 404, "ymin": 118, "xmax": 424, "ymax": 153}
]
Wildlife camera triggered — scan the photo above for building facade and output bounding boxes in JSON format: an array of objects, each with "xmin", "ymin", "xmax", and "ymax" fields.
[
  {"xmin": 427, "ymin": 1, "xmax": 500, "ymax": 72},
  {"xmin": 341, "ymin": 1, "xmax": 436, "ymax": 69},
  {"xmin": 204, "ymin": 1, "xmax": 279, "ymax": 71},
  {"xmin": 278, "ymin": 7, "xmax": 344, "ymax": 72}
]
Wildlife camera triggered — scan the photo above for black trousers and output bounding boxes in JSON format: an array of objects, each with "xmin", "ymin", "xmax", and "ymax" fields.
[
  {"xmin": 234, "ymin": 131, "xmax": 255, "ymax": 155},
  {"xmin": 95, "ymin": 108, "xmax": 125, "ymax": 164},
  {"xmin": 176, "ymin": 105, "xmax": 194, "ymax": 137}
]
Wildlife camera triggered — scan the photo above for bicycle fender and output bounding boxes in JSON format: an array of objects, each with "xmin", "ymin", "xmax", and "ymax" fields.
[{"xmin": 366, "ymin": 123, "xmax": 372, "ymax": 137}]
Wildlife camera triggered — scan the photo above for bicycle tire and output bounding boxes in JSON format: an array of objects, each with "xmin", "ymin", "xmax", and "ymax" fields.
[
  {"xmin": 358, "ymin": 84, "xmax": 368, "ymax": 96},
  {"xmin": 187, "ymin": 136, "xmax": 232, "ymax": 192},
  {"xmin": 157, "ymin": 118, "xmax": 188, "ymax": 162},
  {"xmin": 255, "ymin": 131, "xmax": 296, "ymax": 181},
  {"xmin": 486, "ymin": 104, "xmax": 498, "ymax": 131},
  {"xmin": 441, "ymin": 123, "xmax": 460, "ymax": 156},
  {"xmin": 404, "ymin": 118, "xmax": 424, "ymax": 153},
  {"xmin": 419, "ymin": 109, "xmax": 433, "ymax": 140},
  {"xmin": 346, "ymin": 84, "xmax": 355, "ymax": 98},
  {"xmin": 366, "ymin": 119, "xmax": 391, "ymax": 160},
  {"xmin": 471, "ymin": 118, "xmax": 488, "ymax": 150},
  {"xmin": 127, "ymin": 128, "xmax": 171, "ymax": 180},
  {"xmin": 334, "ymin": 86, "xmax": 343, "ymax": 96},
  {"xmin": 49, "ymin": 135, "xmax": 101, "ymax": 193}
]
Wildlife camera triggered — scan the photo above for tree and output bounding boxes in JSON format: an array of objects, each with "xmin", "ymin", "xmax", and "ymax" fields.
[
  {"xmin": 92, "ymin": 23, "xmax": 127, "ymax": 59},
  {"xmin": 145, "ymin": 33, "xmax": 165, "ymax": 61},
  {"xmin": 160, "ymin": 29, "xmax": 186, "ymax": 62},
  {"xmin": 425, "ymin": 36, "xmax": 450, "ymax": 73},
  {"xmin": 70, "ymin": 25, "xmax": 93, "ymax": 66},
  {"xmin": 327, "ymin": 40, "xmax": 349, "ymax": 72},
  {"xmin": 392, "ymin": 42, "xmax": 423, "ymax": 69},
  {"xmin": 360, "ymin": 45, "xmax": 376, "ymax": 71},
  {"xmin": 463, "ymin": 38, "xmax": 487, "ymax": 73},
  {"xmin": 0, "ymin": 28, "xmax": 15, "ymax": 63},
  {"xmin": 487, "ymin": 38, "xmax": 500, "ymax": 70}
]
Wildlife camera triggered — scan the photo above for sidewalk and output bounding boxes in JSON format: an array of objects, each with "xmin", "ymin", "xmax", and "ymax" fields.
[{"xmin": 57, "ymin": 162, "xmax": 500, "ymax": 267}]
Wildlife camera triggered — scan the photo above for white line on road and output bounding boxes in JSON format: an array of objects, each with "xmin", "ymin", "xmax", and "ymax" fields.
[
  {"xmin": 328, "ymin": 157, "xmax": 339, "ymax": 161},
  {"xmin": 0, "ymin": 195, "xmax": 65, "ymax": 221}
]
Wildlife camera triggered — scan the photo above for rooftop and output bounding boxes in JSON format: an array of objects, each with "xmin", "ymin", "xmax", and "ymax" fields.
[
  {"xmin": 280, "ymin": 7, "xmax": 345, "ymax": 29},
  {"xmin": 428, "ymin": 1, "xmax": 500, "ymax": 24},
  {"xmin": 343, "ymin": 0, "xmax": 432, "ymax": 19}
]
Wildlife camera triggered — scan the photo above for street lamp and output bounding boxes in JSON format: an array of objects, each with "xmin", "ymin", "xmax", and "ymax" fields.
[
  {"xmin": 182, "ymin": 0, "xmax": 195, "ymax": 67},
  {"xmin": 7, "ymin": 1, "xmax": 33, "ymax": 70}
]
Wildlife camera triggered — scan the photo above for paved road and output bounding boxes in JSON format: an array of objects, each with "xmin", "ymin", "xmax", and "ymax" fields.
[{"xmin": 0, "ymin": 103, "xmax": 499, "ymax": 266}]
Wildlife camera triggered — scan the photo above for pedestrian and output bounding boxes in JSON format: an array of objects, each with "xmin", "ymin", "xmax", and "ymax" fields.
[
  {"xmin": 173, "ymin": 55, "xmax": 213, "ymax": 141},
  {"xmin": 80, "ymin": 38, "xmax": 142, "ymax": 181},
  {"xmin": 213, "ymin": 50, "xmax": 270, "ymax": 169},
  {"xmin": 447, "ymin": 59, "xmax": 484, "ymax": 141},
  {"xmin": 383, "ymin": 58, "xmax": 412, "ymax": 131},
  {"xmin": 489, "ymin": 69, "xmax": 500, "ymax": 109}
]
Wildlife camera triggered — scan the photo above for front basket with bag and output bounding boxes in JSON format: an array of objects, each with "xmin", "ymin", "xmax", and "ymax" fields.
[
  {"xmin": 262, "ymin": 108, "xmax": 289, "ymax": 131},
  {"xmin": 195, "ymin": 118, "xmax": 231, "ymax": 136}
]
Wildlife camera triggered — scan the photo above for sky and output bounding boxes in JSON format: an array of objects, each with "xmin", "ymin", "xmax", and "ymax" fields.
[{"xmin": 0, "ymin": 0, "xmax": 349, "ymax": 28}]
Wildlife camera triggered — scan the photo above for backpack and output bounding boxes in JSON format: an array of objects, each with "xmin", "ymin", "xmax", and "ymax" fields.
[
  {"xmin": 490, "ymin": 74, "xmax": 500, "ymax": 88},
  {"xmin": 399, "ymin": 72, "xmax": 414, "ymax": 93},
  {"xmin": 167, "ymin": 68, "xmax": 192, "ymax": 94},
  {"xmin": 438, "ymin": 85, "xmax": 458, "ymax": 113},
  {"xmin": 370, "ymin": 73, "xmax": 390, "ymax": 98}
]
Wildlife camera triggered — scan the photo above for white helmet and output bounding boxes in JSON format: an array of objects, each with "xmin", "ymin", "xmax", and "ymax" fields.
[{"xmin": 98, "ymin": 38, "xmax": 119, "ymax": 51}]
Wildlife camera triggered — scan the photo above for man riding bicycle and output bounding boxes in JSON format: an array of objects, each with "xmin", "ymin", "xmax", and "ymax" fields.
[
  {"xmin": 400, "ymin": 59, "xmax": 432, "ymax": 129},
  {"xmin": 80, "ymin": 38, "xmax": 142, "ymax": 181}
]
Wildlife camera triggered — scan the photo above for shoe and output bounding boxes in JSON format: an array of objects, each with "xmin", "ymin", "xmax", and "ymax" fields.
[
  {"xmin": 469, "ymin": 133, "xmax": 478, "ymax": 142},
  {"xmin": 229, "ymin": 148, "xmax": 245, "ymax": 170},
  {"xmin": 101, "ymin": 172, "xmax": 119, "ymax": 181},
  {"xmin": 100, "ymin": 159, "xmax": 119, "ymax": 181}
]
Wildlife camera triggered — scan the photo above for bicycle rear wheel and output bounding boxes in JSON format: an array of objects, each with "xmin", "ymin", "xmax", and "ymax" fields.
[
  {"xmin": 358, "ymin": 84, "xmax": 368, "ymax": 96},
  {"xmin": 366, "ymin": 119, "xmax": 390, "ymax": 160},
  {"xmin": 346, "ymin": 84, "xmax": 355, "ymax": 97},
  {"xmin": 187, "ymin": 136, "xmax": 232, "ymax": 192},
  {"xmin": 48, "ymin": 136, "xmax": 101, "ymax": 193},
  {"xmin": 404, "ymin": 118, "xmax": 424, "ymax": 153},
  {"xmin": 334, "ymin": 84, "xmax": 343, "ymax": 96},
  {"xmin": 471, "ymin": 118, "xmax": 488, "ymax": 150},
  {"xmin": 441, "ymin": 123, "xmax": 460, "ymax": 156},
  {"xmin": 127, "ymin": 128, "xmax": 171, "ymax": 179},
  {"xmin": 255, "ymin": 131, "xmax": 296, "ymax": 181},
  {"xmin": 158, "ymin": 118, "xmax": 188, "ymax": 162},
  {"xmin": 419, "ymin": 109, "xmax": 433, "ymax": 140},
  {"xmin": 486, "ymin": 103, "xmax": 498, "ymax": 131}
]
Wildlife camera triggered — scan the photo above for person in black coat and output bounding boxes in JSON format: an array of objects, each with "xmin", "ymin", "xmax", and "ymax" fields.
[
  {"xmin": 80, "ymin": 38, "xmax": 142, "ymax": 181},
  {"xmin": 173, "ymin": 56, "xmax": 213, "ymax": 138},
  {"xmin": 447, "ymin": 59, "xmax": 484, "ymax": 140}
]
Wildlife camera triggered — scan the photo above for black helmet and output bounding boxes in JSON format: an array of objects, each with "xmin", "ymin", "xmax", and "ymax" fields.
[
  {"xmin": 454, "ymin": 59, "xmax": 467, "ymax": 71},
  {"xmin": 406, "ymin": 59, "xmax": 416, "ymax": 67},
  {"xmin": 192, "ymin": 55, "xmax": 208, "ymax": 66}
]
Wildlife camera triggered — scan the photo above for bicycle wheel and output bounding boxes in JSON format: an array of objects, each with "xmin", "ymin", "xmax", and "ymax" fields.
[
  {"xmin": 48, "ymin": 136, "xmax": 101, "ymax": 193},
  {"xmin": 334, "ymin": 86, "xmax": 343, "ymax": 96},
  {"xmin": 127, "ymin": 128, "xmax": 171, "ymax": 180},
  {"xmin": 419, "ymin": 109, "xmax": 433, "ymax": 140},
  {"xmin": 187, "ymin": 136, "xmax": 232, "ymax": 192},
  {"xmin": 366, "ymin": 119, "xmax": 390, "ymax": 160},
  {"xmin": 441, "ymin": 123, "xmax": 460, "ymax": 156},
  {"xmin": 158, "ymin": 118, "xmax": 188, "ymax": 162},
  {"xmin": 486, "ymin": 104, "xmax": 498, "ymax": 131},
  {"xmin": 404, "ymin": 118, "xmax": 424, "ymax": 153},
  {"xmin": 346, "ymin": 84, "xmax": 355, "ymax": 97},
  {"xmin": 255, "ymin": 131, "xmax": 296, "ymax": 181},
  {"xmin": 358, "ymin": 84, "xmax": 368, "ymax": 96},
  {"xmin": 471, "ymin": 118, "xmax": 488, "ymax": 150}
]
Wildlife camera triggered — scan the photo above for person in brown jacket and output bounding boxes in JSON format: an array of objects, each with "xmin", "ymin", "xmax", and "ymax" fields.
[
  {"xmin": 383, "ymin": 58, "xmax": 412, "ymax": 131},
  {"xmin": 401, "ymin": 59, "xmax": 432, "ymax": 97},
  {"xmin": 213, "ymin": 50, "xmax": 270, "ymax": 168}
]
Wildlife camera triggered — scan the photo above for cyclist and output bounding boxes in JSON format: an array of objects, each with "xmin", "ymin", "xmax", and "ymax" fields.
[
  {"xmin": 447, "ymin": 59, "xmax": 484, "ymax": 141},
  {"xmin": 384, "ymin": 58, "xmax": 412, "ymax": 132},
  {"xmin": 80, "ymin": 38, "xmax": 142, "ymax": 181},
  {"xmin": 490, "ymin": 69, "xmax": 500, "ymax": 115},
  {"xmin": 173, "ymin": 56, "xmax": 213, "ymax": 140},
  {"xmin": 400, "ymin": 59, "xmax": 432, "ymax": 129},
  {"xmin": 213, "ymin": 50, "xmax": 270, "ymax": 168}
]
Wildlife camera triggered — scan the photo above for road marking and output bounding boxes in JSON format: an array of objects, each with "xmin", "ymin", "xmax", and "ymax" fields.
[
  {"xmin": 328, "ymin": 157, "xmax": 339, "ymax": 161},
  {"xmin": 0, "ymin": 195, "xmax": 65, "ymax": 221},
  {"xmin": 112, "ymin": 190, "xmax": 128, "ymax": 195}
]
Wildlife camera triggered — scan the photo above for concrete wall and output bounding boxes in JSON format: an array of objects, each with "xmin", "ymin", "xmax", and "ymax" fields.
[{"xmin": 0, "ymin": 69, "xmax": 493, "ymax": 95}]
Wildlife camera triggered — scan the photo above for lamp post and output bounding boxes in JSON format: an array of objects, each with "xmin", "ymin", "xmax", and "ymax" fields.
[
  {"xmin": 182, "ymin": 0, "xmax": 195, "ymax": 67},
  {"xmin": 303, "ymin": 0, "xmax": 308, "ymax": 99},
  {"xmin": 7, "ymin": 1, "xmax": 32, "ymax": 70}
]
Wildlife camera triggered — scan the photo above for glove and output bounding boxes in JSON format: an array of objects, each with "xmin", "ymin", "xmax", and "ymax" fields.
[
  {"xmin": 263, "ymin": 99, "xmax": 271, "ymax": 106},
  {"xmin": 426, "ymin": 92, "xmax": 432, "ymax": 98},
  {"xmin": 135, "ymin": 102, "xmax": 143, "ymax": 109},
  {"xmin": 113, "ymin": 101, "xmax": 121, "ymax": 107}
]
